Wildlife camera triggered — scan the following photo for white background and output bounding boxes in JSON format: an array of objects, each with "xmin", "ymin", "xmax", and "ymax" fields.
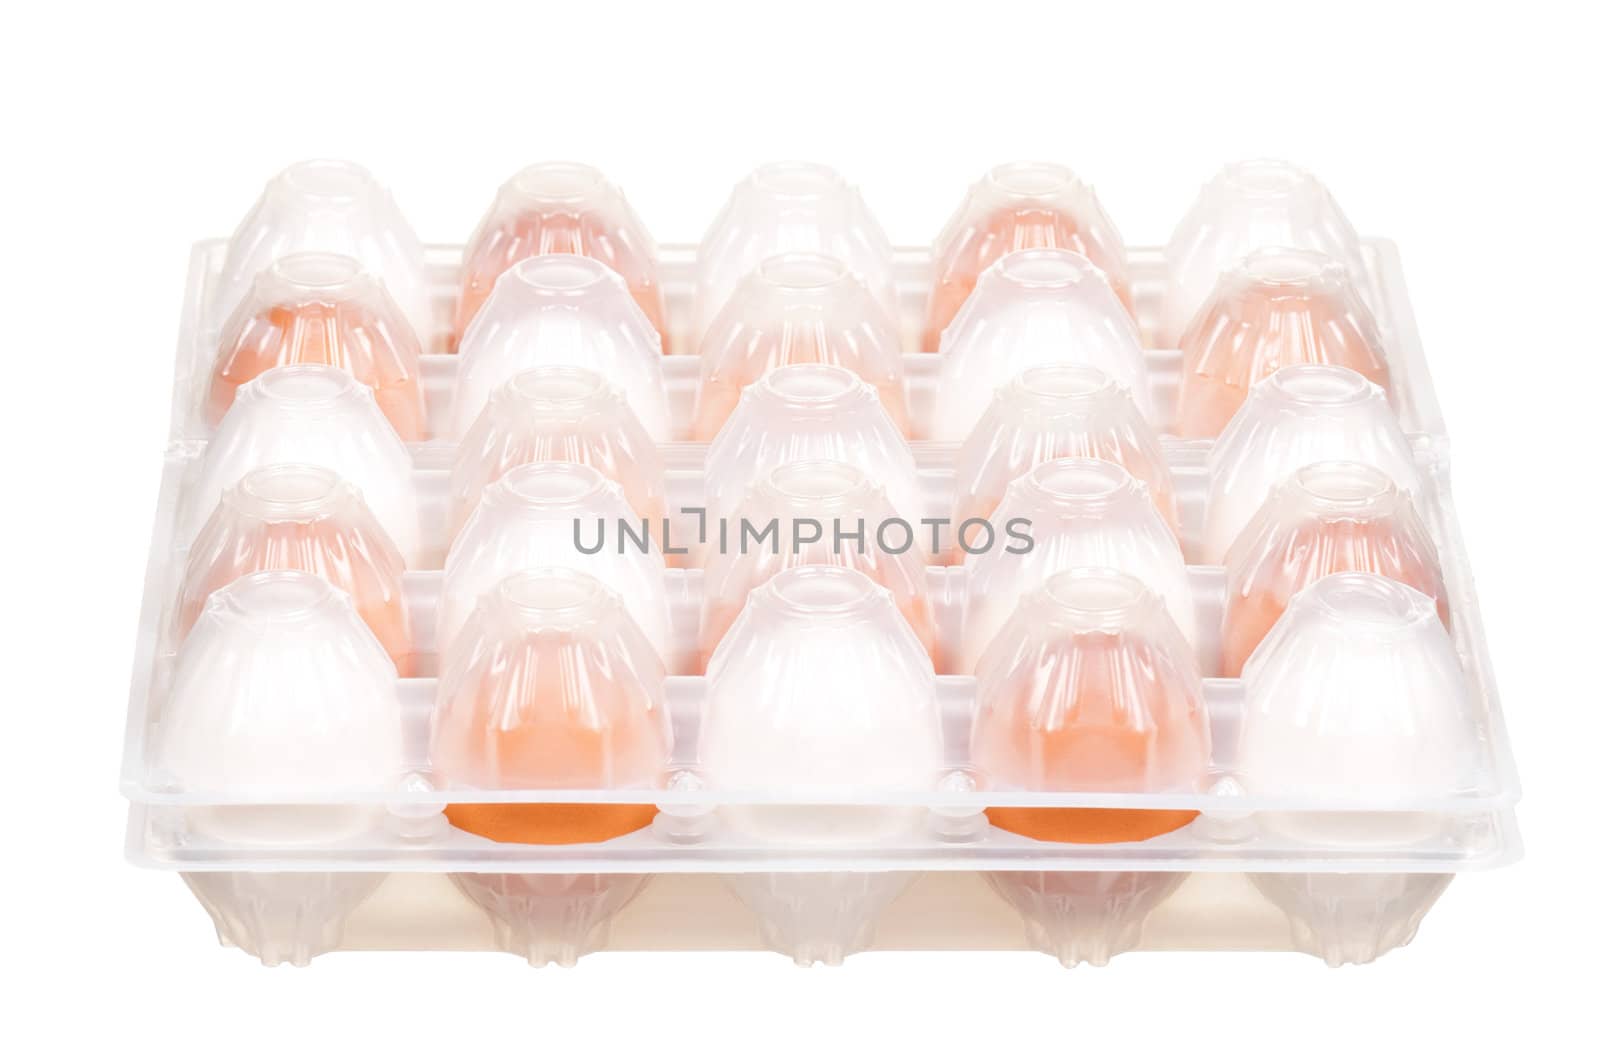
[{"xmin": 3, "ymin": 1, "xmax": 1594, "ymax": 1059}]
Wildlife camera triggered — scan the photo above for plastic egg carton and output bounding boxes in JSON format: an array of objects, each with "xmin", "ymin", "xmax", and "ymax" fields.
[{"xmin": 122, "ymin": 161, "xmax": 1519, "ymax": 969}]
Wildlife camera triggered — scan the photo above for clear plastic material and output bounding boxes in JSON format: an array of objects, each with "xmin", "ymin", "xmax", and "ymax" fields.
[
  {"xmin": 959, "ymin": 458, "xmax": 1196, "ymax": 672},
  {"xmin": 210, "ymin": 160, "xmax": 427, "ymax": 341},
  {"xmin": 432, "ymin": 567, "xmax": 669, "ymax": 966},
  {"xmin": 1160, "ymin": 160, "xmax": 1372, "ymax": 346},
  {"xmin": 1200, "ymin": 365, "xmax": 1419, "ymax": 564},
  {"xmin": 974, "ymin": 569, "xmax": 1209, "ymax": 843},
  {"xmin": 454, "ymin": 163, "xmax": 665, "ymax": 347},
  {"xmin": 454, "ymin": 254, "xmax": 670, "ymax": 439},
  {"xmin": 929, "ymin": 249, "xmax": 1150, "ymax": 441},
  {"xmin": 972, "ymin": 570, "xmax": 1203, "ymax": 963},
  {"xmin": 925, "ymin": 163, "xmax": 1132, "ymax": 350},
  {"xmin": 692, "ymin": 163, "xmax": 896, "ymax": 347},
  {"xmin": 700, "ymin": 566, "xmax": 943, "ymax": 844},
  {"xmin": 127, "ymin": 173, "xmax": 1519, "ymax": 968},
  {"xmin": 181, "ymin": 871, "xmax": 386, "ymax": 969},
  {"xmin": 725, "ymin": 870, "xmax": 917, "ymax": 967},
  {"xmin": 448, "ymin": 872, "xmax": 650, "ymax": 968},
  {"xmin": 984, "ymin": 869, "xmax": 1185, "ymax": 968},
  {"xmin": 698, "ymin": 567, "xmax": 943, "ymax": 962},
  {"xmin": 438, "ymin": 462, "xmax": 670, "ymax": 659},
  {"xmin": 698, "ymin": 460, "xmax": 936, "ymax": 671},
  {"xmin": 1250, "ymin": 872, "xmax": 1452, "ymax": 968},
  {"xmin": 154, "ymin": 570, "xmax": 405, "ymax": 840},
  {"xmin": 1220, "ymin": 461, "xmax": 1448, "ymax": 677},
  {"xmin": 1237, "ymin": 572, "xmax": 1480, "ymax": 844},
  {"xmin": 176, "ymin": 464, "xmax": 414, "ymax": 676},
  {"xmin": 447, "ymin": 366, "xmax": 666, "ymax": 540},
  {"xmin": 178, "ymin": 364, "xmax": 422, "ymax": 564},
  {"xmin": 1176, "ymin": 248, "xmax": 1389, "ymax": 438},
  {"xmin": 433, "ymin": 569, "xmax": 672, "ymax": 844},
  {"xmin": 703, "ymin": 364, "xmax": 921, "ymax": 538},
  {"xmin": 692, "ymin": 252, "xmax": 909, "ymax": 439},
  {"xmin": 208, "ymin": 252, "xmax": 427, "ymax": 440},
  {"xmin": 951, "ymin": 365, "xmax": 1177, "ymax": 544}
]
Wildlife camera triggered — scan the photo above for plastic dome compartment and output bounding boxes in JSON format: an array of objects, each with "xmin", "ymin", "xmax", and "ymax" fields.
[
  {"xmin": 433, "ymin": 570, "xmax": 672, "ymax": 966},
  {"xmin": 951, "ymin": 365, "xmax": 1178, "ymax": 552},
  {"xmin": 154, "ymin": 569, "xmax": 407, "ymax": 965},
  {"xmin": 178, "ymin": 364, "xmax": 422, "ymax": 565},
  {"xmin": 1160, "ymin": 159, "xmax": 1373, "ymax": 346},
  {"xmin": 1175, "ymin": 247, "xmax": 1390, "ymax": 438},
  {"xmin": 698, "ymin": 459, "xmax": 937, "ymax": 672},
  {"xmin": 929, "ymin": 248, "xmax": 1150, "ymax": 441},
  {"xmin": 209, "ymin": 160, "xmax": 428, "ymax": 342},
  {"xmin": 973, "ymin": 569, "xmax": 1210, "ymax": 844},
  {"xmin": 1200, "ymin": 365, "xmax": 1420, "ymax": 564},
  {"xmin": 155, "ymin": 569, "xmax": 406, "ymax": 834},
  {"xmin": 691, "ymin": 162, "xmax": 897, "ymax": 348},
  {"xmin": 207, "ymin": 252, "xmax": 427, "ymax": 440},
  {"xmin": 692, "ymin": 252, "xmax": 909, "ymax": 439},
  {"xmin": 958, "ymin": 458, "xmax": 1196, "ymax": 674},
  {"xmin": 698, "ymin": 566, "xmax": 944, "ymax": 964},
  {"xmin": 924, "ymin": 162, "xmax": 1132, "ymax": 351},
  {"xmin": 702, "ymin": 364, "xmax": 922, "ymax": 562},
  {"xmin": 438, "ymin": 461, "xmax": 671, "ymax": 660},
  {"xmin": 1220, "ymin": 461, "xmax": 1448, "ymax": 677},
  {"xmin": 1236, "ymin": 571, "xmax": 1483, "ymax": 964},
  {"xmin": 455, "ymin": 162, "xmax": 665, "ymax": 349},
  {"xmin": 972, "ymin": 569, "xmax": 1208, "ymax": 966},
  {"xmin": 453, "ymin": 254, "xmax": 670, "ymax": 440},
  {"xmin": 1236, "ymin": 571, "xmax": 1482, "ymax": 844},
  {"xmin": 447, "ymin": 366, "xmax": 666, "ymax": 542},
  {"xmin": 175, "ymin": 463, "xmax": 414, "ymax": 676}
]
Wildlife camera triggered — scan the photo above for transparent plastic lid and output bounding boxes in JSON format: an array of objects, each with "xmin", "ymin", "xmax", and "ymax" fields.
[
  {"xmin": 447, "ymin": 366, "xmax": 666, "ymax": 540},
  {"xmin": 960, "ymin": 458, "xmax": 1196, "ymax": 672},
  {"xmin": 973, "ymin": 568, "xmax": 1209, "ymax": 844},
  {"xmin": 155, "ymin": 570, "xmax": 405, "ymax": 802},
  {"xmin": 952, "ymin": 365, "xmax": 1178, "ymax": 545},
  {"xmin": 931, "ymin": 248, "xmax": 1150, "ymax": 440},
  {"xmin": 209, "ymin": 252, "xmax": 427, "ymax": 440},
  {"xmin": 699, "ymin": 460, "xmax": 936, "ymax": 671},
  {"xmin": 693, "ymin": 252, "xmax": 908, "ymax": 439},
  {"xmin": 439, "ymin": 461, "xmax": 670, "ymax": 659},
  {"xmin": 703, "ymin": 364, "xmax": 922, "ymax": 543},
  {"xmin": 926, "ymin": 162, "xmax": 1131, "ymax": 351},
  {"xmin": 1238, "ymin": 572, "xmax": 1481, "ymax": 843},
  {"xmin": 1176, "ymin": 247, "xmax": 1388, "ymax": 438},
  {"xmin": 454, "ymin": 254, "xmax": 669, "ymax": 439},
  {"xmin": 700, "ymin": 566, "xmax": 943, "ymax": 845},
  {"xmin": 177, "ymin": 464, "xmax": 414, "ymax": 675},
  {"xmin": 1161, "ymin": 160, "xmax": 1372, "ymax": 346},
  {"xmin": 433, "ymin": 569, "xmax": 672, "ymax": 845},
  {"xmin": 1220, "ymin": 461, "xmax": 1447, "ymax": 677},
  {"xmin": 455, "ymin": 162, "xmax": 664, "ymax": 349},
  {"xmin": 692, "ymin": 162, "xmax": 896, "ymax": 348},
  {"xmin": 180, "ymin": 364, "xmax": 422, "ymax": 564},
  {"xmin": 1201, "ymin": 365, "xmax": 1419, "ymax": 564},
  {"xmin": 210, "ymin": 160, "xmax": 427, "ymax": 341}
]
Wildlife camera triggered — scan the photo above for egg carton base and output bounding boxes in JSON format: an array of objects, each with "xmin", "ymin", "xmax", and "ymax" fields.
[{"xmin": 176, "ymin": 869, "xmax": 1454, "ymax": 968}]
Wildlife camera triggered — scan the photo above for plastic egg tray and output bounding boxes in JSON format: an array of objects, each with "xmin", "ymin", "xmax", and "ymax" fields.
[{"xmin": 122, "ymin": 161, "xmax": 1520, "ymax": 969}]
